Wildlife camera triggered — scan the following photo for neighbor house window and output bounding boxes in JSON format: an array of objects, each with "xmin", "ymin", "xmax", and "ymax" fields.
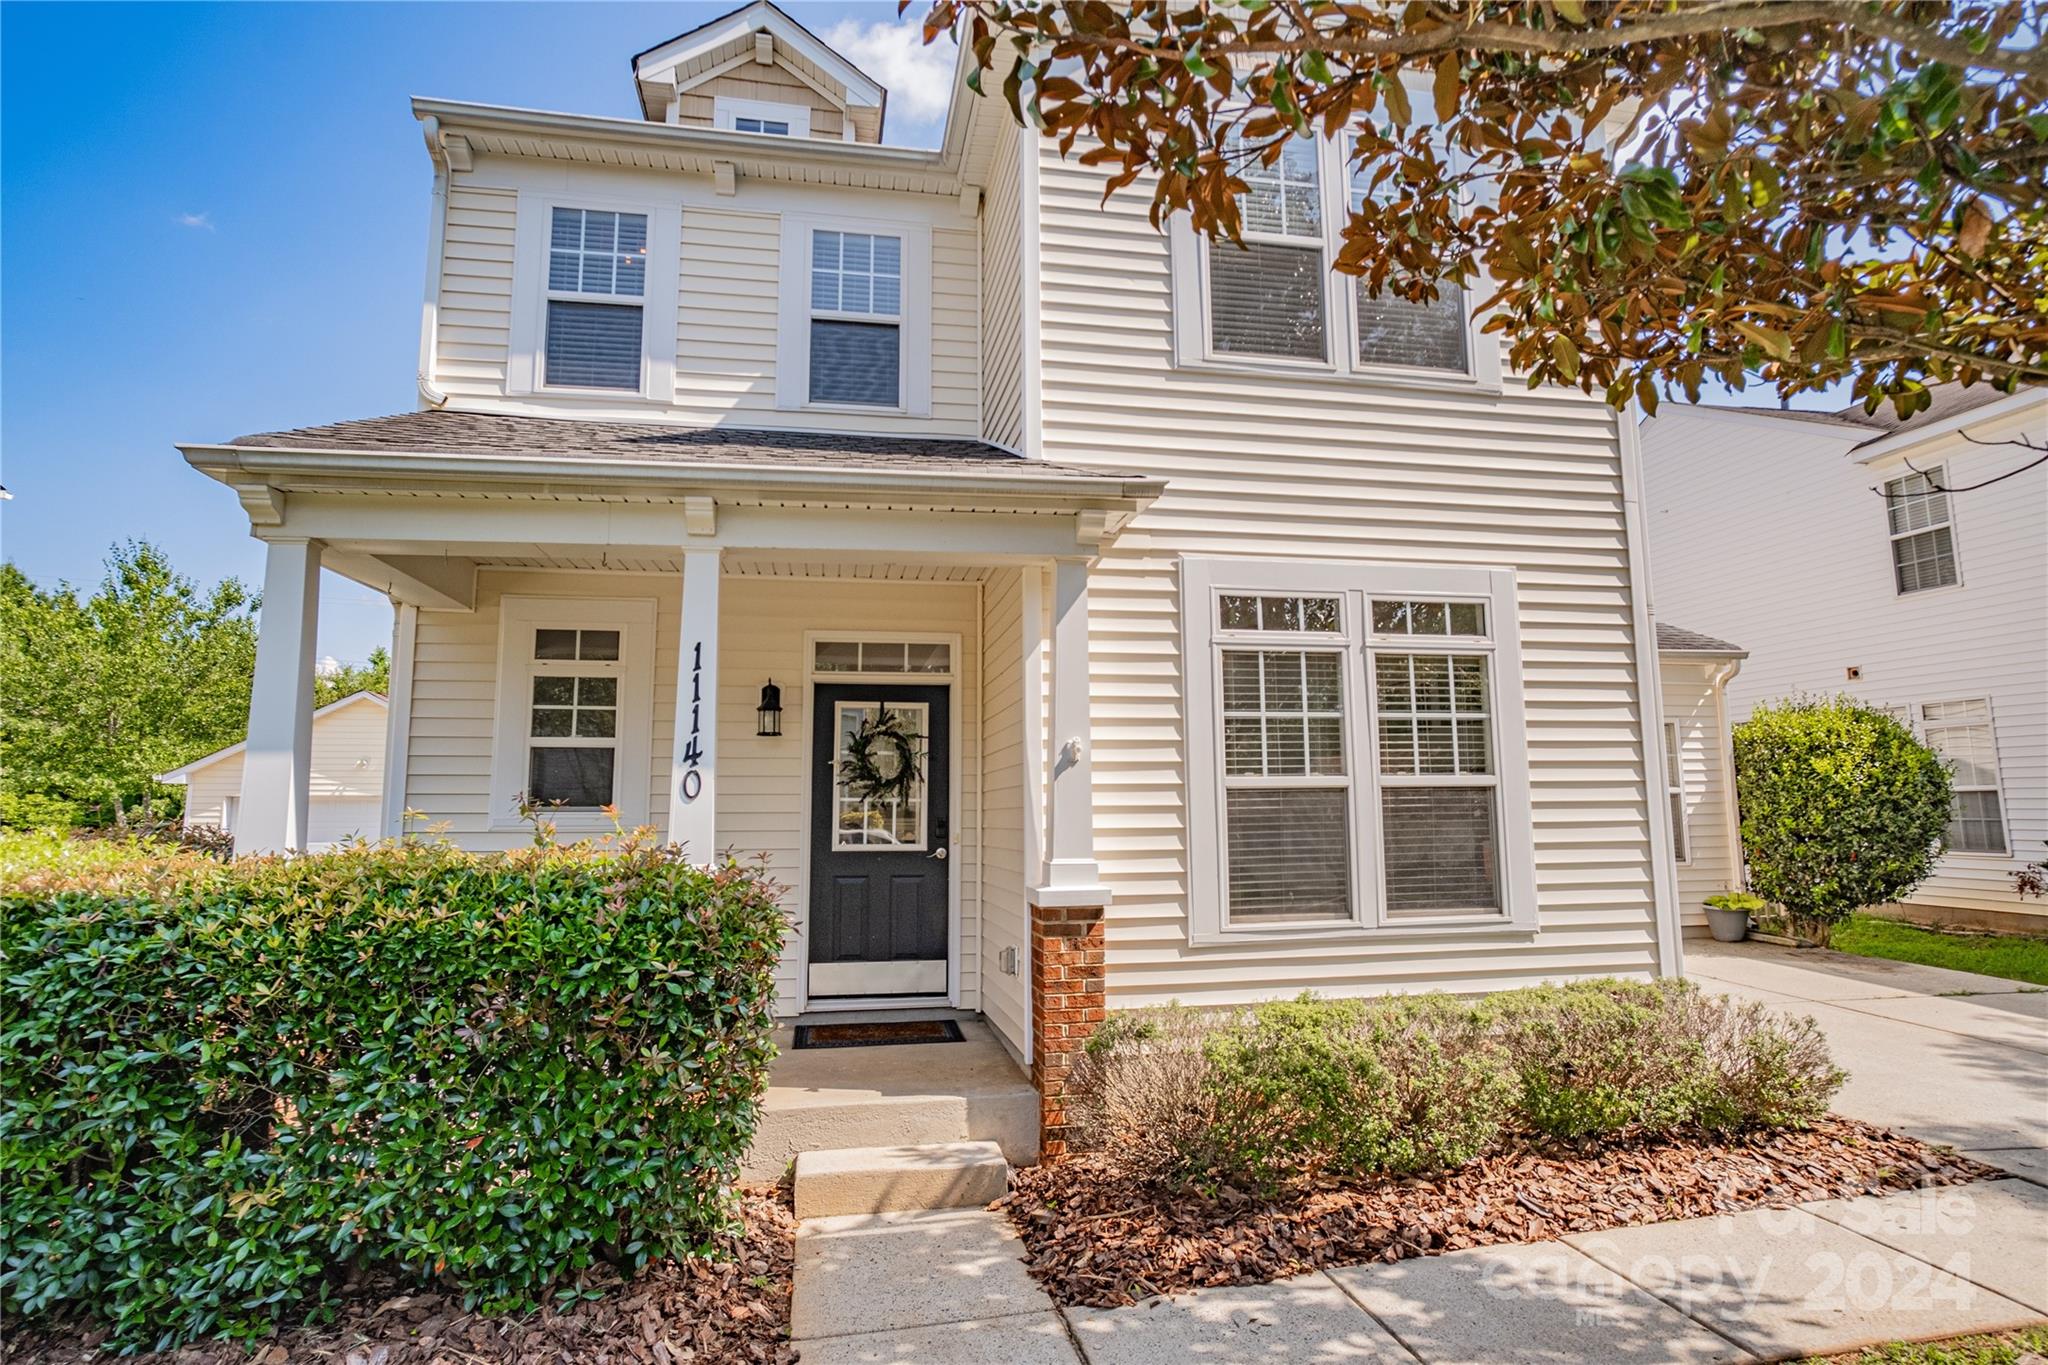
[
  {"xmin": 1664, "ymin": 721, "xmax": 1689, "ymax": 863},
  {"xmin": 1183, "ymin": 559, "xmax": 1537, "ymax": 942},
  {"xmin": 1884, "ymin": 468, "xmax": 1959, "ymax": 593},
  {"xmin": 1920, "ymin": 699, "xmax": 2008, "ymax": 854},
  {"xmin": 1208, "ymin": 135, "xmax": 1328, "ymax": 361},
  {"xmin": 809, "ymin": 229, "xmax": 902, "ymax": 406},
  {"xmin": 491, "ymin": 597, "xmax": 653, "ymax": 830},
  {"xmin": 1370, "ymin": 601, "xmax": 1501, "ymax": 915},
  {"xmin": 1348, "ymin": 138, "xmax": 1470, "ymax": 372},
  {"xmin": 544, "ymin": 207, "xmax": 647, "ymax": 391},
  {"xmin": 1216, "ymin": 594, "xmax": 1352, "ymax": 922}
]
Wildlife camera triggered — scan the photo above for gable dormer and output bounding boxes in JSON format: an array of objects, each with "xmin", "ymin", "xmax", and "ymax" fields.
[{"xmin": 630, "ymin": 1, "xmax": 888, "ymax": 144}]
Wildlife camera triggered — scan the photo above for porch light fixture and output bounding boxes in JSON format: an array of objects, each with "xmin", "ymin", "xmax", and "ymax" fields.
[{"xmin": 756, "ymin": 679, "xmax": 783, "ymax": 737}]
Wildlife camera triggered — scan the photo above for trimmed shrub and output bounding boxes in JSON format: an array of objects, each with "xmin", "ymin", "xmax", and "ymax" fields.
[
  {"xmin": 1733, "ymin": 696, "xmax": 1953, "ymax": 946},
  {"xmin": 1070, "ymin": 979, "xmax": 1843, "ymax": 1192},
  {"xmin": 0, "ymin": 835, "xmax": 788, "ymax": 1351}
]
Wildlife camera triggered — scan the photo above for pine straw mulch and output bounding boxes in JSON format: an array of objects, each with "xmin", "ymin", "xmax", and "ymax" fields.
[
  {"xmin": 999, "ymin": 1118, "xmax": 2001, "ymax": 1309},
  {"xmin": 1, "ymin": 1187, "xmax": 797, "ymax": 1365}
]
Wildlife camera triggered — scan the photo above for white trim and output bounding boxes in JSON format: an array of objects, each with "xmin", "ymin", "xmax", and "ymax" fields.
[
  {"xmin": 1016, "ymin": 129, "xmax": 1045, "ymax": 459},
  {"xmin": 809, "ymin": 960, "xmax": 948, "ymax": 996},
  {"xmin": 669, "ymin": 551, "xmax": 721, "ymax": 859},
  {"xmin": 380, "ymin": 605, "xmax": 417, "ymax": 837},
  {"xmin": 159, "ymin": 691, "xmax": 388, "ymax": 783},
  {"xmin": 1850, "ymin": 389, "xmax": 2047, "ymax": 464},
  {"xmin": 1180, "ymin": 556, "xmax": 1538, "ymax": 945},
  {"xmin": 632, "ymin": 3, "xmax": 886, "ymax": 111},
  {"xmin": 795, "ymin": 629, "xmax": 965, "ymax": 1014},
  {"xmin": 1915, "ymin": 695, "xmax": 2014, "ymax": 858},
  {"xmin": 1882, "ymin": 464, "xmax": 1964, "ymax": 595},
  {"xmin": 488, "ymin": 595, "xmax": 655, "ymax": 832},
  {"xmin": 775, "ymin": 213, "xmax": 933, "ymax": 417},
  {"xmin": 713, "ymin": 96, "xmax": 811, "ymax": 138},
  {"xmin": 507, "ymin": 191, "xmax": 680, "ymax": 401}
]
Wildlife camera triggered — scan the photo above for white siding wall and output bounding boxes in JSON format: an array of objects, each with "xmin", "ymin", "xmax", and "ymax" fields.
[
  {"xmin": 1660, "ymin": 657, "xmax": 1742, "ymax": 929},
  {"xmin": 978, "ymin": 126, "xmax": 1025, "ymax": 452},
  {"xmin": 1034, "ymin": 148, "xmax": 1668, "ymax": 1007},
  {"xmin": 180, "ymin": 697, "xmax": 387, "ymax": 846},
  {"xmin": 1644, "ymin": 400, "xmax": 2048, "ymax": 920},
  {"xmin": 978, "ymin": 566, "xmax": 1031, "ymax": 1056},
  {"xmin": 402, "ymin": 568, "xmax": 987, "ymax": 1016},
  {"xmin": 432, "ymin": 182, "xmax": 517, "ymax": 398}
]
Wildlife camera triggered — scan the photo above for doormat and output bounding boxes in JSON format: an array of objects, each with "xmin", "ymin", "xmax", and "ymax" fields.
[{"xmin": 792, "ymin": 1019, "xmax": 966, "ymax": 1049}]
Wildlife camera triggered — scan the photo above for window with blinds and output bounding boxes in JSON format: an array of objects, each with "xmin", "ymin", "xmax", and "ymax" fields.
[
  {"xmin": 1884, "ymin": 469, "xmax": 1959, "ymax": 594},
  {"xmin": 543, "ymin": 207, "xmax": 647, "ymax": 391},
  {"xmin": 1664, "ymin": 721, "xmax": 1689, "ymax": 863},
  {"xmin": 1209, "ymin": 136, "xmax": 1327, "ymax": 360},
  {"xmin": 1920, "ymin": 699, "xmax": 2008, "ymax": 854},
  {"xmin": 1371, "ymin": 598, "xmax": 1501, "ymax": 915},
  {"xmin": 1216, "ymin": 595, "xmax": 1352, "ymax": 923},
  {"xmin": 810, "ymin": 229, "xmax": 903, "ymax": 406},
  {"xmin": 1347, "ymin": 135, "xmax": 1470, "ymax": 373}
]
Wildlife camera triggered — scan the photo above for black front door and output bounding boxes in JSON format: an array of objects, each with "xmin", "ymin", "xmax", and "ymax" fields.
[{"xmin": 809, "ymin": 684, "xmax": 950, "ymax": 998}]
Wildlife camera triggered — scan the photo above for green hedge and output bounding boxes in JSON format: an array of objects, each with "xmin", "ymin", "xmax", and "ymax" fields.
[
  {"xmin": 0, "ymin": 835, "xmax": 788, "ymax": 1351},
  {"xmin": 1074, "ymin": 979, "xmax": 1843, "ymax": 1194}
]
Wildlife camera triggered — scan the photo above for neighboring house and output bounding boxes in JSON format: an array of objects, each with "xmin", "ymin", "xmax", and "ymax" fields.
[
  {"xmin": 176, "ymin": 3, "xmax": 1715, "ymax": 1128},
  {"xmin": 1655, "ymin": 624, "xmax": 1747, "ymax": 934},
  {"xmin": 158, "ymin": 690, "xmax": 387, "ymax": 849},
  {"xmin": 1643, "ymin": 387, "xmax": 2047, "ymax": 932}
]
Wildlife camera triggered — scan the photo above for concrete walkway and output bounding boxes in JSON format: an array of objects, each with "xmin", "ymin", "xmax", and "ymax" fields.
[{"xmin": 789, "ymin": 943, "xmax": 2048, "ymax": 1362}]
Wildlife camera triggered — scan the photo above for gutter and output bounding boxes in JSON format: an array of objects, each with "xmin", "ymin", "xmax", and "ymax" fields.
[
  {"xmin": 416, "ymin": 117, "xmax": 451, "ymax": 409},
  {"xmin": 1848, "ymin": 388, "xmax": 2044, "ymax": 464},
  {"xmin": 177, "ymin": 441, "xmax": 1166, "ymax": 505}
]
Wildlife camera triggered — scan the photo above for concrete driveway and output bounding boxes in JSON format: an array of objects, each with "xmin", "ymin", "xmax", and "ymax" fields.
[{"xmin": 1686, "ymin": 939, "xmax": 2048, "ymax": 1175}]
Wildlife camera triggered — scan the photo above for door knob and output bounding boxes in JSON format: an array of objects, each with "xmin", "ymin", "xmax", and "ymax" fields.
[{"xmin": 929, "ymin": 847, "xmax": 948, "ymax": 861}]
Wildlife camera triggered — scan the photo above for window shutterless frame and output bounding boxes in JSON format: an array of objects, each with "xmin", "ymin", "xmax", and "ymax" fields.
[
  {"xmin": 713, "ymin": 96, "xmax": 811, "ymax": 137},
  {"xmin": 1181, "ymin": 556, "xmax": 1538, "ymax": 945},
  {"xmin": 775, "ymin": 213, "xmax": 933, "ymax": 416},
  {"xmin": 1663, "ymin": 720, "xmax": 1690, "ymax": 864},
  {"xmin": 506, "ymin": 193, "xmax": 680, "ymax": 402},
  {"xmin": 1882, "ymin": 466, "xmax": 1963, "ymax": 595}
]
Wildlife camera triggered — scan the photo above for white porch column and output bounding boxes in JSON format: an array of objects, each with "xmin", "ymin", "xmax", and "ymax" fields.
[
  {"xmin": 237, "ymin": 538, "xmax": 322, "ymax": 854},
  {"xmin": 668, "ymin": 548, "xmax": 721, "ymax": 861},
  {"xmin": 1034, "ymin": 556, "xmax": 1106, "ymax": 899}
]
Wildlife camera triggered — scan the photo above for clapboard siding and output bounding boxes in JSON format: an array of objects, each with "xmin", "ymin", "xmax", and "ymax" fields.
[
  {"xmin": 1661, "ymin": 658, "xmax": 1742, "ymax": 928},
  {"xmin": 978, "ymin": 125, "xmax": 1025, "ymax": 451},
  {"xmin": 978, "ymin": 567, "xmax": 1030, "ymax": 1058},
  {"xmin": 1033, "ymin": 146, "xmax": 1665, "ymax": 1007},
  {"xmin": 404, "ymin": 568, "xmax": 987, "ymax": 1015},
  {"xmin": 676, "ymin": 64, "xmax": 847, "ymax": 139},
  {"xmin": 181, "ymin": 696, "xmax": 387, "ymax": 847},
  {"xmin": 1644, "ymin": 399, "xmax": 2047, "ymax": 920},
  {"xmin": 434, "ymin": 182, "xmax": 517, "ymax": 396}
]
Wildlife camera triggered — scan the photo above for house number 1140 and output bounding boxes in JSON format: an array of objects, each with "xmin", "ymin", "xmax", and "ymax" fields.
[{"xmin": 680, "ymin": 641, "xmax": 704, "ymax": 801}]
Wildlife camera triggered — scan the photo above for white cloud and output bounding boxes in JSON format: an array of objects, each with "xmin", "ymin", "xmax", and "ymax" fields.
[
  {"xmin": 175, "ymin": 211, "xmax": 214, "ymax": 231},
  {"xmin": 821, "ymin": 13, "xmax": 958, "ymax": 142},
  {"xmin": 315, "ymin": 655, "xmax": 343, "ymax": 678}
]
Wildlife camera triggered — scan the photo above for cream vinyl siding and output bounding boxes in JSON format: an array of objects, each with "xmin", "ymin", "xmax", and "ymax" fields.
[
  {"xmin": 978, "ymin": 125, "xmax": 1025, "ymax": 451},
  {"xmin": 1034, "ymin": 146, "xmax": 1664, "ymax": 1005},
  {"xmin": 433, "ymin": 182, "xmax": 518, "ymax": 397},
  {"xmin": 671, "ymin": 207, "xmax": 982, "ymax": 435},
  {"xmin": 402, "ymin": 568, "xmax": 986, "ymax": 1015},
  {"xmin": 1643, "ymin": 400, "xmax": 2047, "ymax": 920},
  {"xmin": 1660, "ymin": 657, "xmax": 1742, "ymax": 929},
  {"xmin": 676, "ymin": 65, "xmax": 848, "ymax": 140},
  {"xmin": 181, "ymin": 696, "xmax": 387, "ymax": 846},
  {"xmin": 978, "ymin": 567, "xmax": 1032, "ymax": 1056}
]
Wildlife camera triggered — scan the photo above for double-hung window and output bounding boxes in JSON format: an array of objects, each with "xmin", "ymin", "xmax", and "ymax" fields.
[
  {"xmin": 1348, "ymin": 137, "xmax": 1470, "ymax": 372},
  {"xmin": 1663, "ymin": 721, "xmax": 1689, "ymax": 863},
  {"xmin": 1184, "ymin": 559, "xmax": 1536, "ymax": 941},
  {"xmin": 544, "ymin": 207, "xmax": 648, "ymax": 391},
  {"xmin": 809, "ymin": 229, "xmax": 903, "ymax": 406},
  {"xmin": 490, "ymin": 597, "xmax": 654, "ymax": 831},
  {"xmin": 1209, "ymin": 135, "xmax": 1328, "ymax": 361},
  {"xmin": 524, "ymin": 628, "xmax": 623, "ymax": 808},
  {"xmin": 1919, "ymin": 699, "xmax": 2009, "ymax": 854},
  {"xmin": 1884, "ymin": 468, "xmax": 1959, "ymax": 593}
]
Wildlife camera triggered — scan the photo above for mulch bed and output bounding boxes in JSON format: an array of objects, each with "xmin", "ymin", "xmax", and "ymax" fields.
[
  {"xmin": 1, "ymin": 1188, "xmax": 797, "ymax": 1365},
  {"xmin": 999, "ymin": 1119, "xmax": 2002, "ymax": 1309}
]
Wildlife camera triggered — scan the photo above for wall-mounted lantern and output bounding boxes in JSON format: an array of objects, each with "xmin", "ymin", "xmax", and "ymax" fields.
[{"xmin": 756, "ymin": 679, "xmax": 784, "ymax": 737}]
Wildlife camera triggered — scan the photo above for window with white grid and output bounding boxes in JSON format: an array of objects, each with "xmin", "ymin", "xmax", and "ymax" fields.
[
  {"xmin": 1920, "ymin": 699, "xmax": 2008, "ymax": 854},
  {"xmin": 809, "ymin": 229, "xmax": 903, "ymax": 406},
  {"xmin": 543, "ymin": 207, "xmax": 647, "ymax": 391},
  {"xmin": 1884, "ymin": 469, "xmax": 1959, "ymax": 594},
  {"xmin": 1216, "ymin": 594, "xmax": 1351, "ymax": 923},
  {"xmin": 1348, "ymin": 130, "xmax": 1470, "ymax": 373},
  {"xmin": 1208, "ymin": 134, "xmax": 1328, "ymax": 361},
  {"xmin": 1664, "ymin": 721, "xmax": 1689, "ymax": 864}
]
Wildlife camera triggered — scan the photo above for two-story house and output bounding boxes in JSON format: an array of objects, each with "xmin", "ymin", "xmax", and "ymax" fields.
[
  {"xmin": 179, "ymin": 3, "xmax": 1729, "ymax": 1151},
  {"xmin": 1644, "ymin": 386, "xmax": 2047, "ymax": 934}
]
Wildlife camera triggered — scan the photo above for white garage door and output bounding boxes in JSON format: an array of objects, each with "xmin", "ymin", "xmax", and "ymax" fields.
[{"xmin": 309, "ymin": 798, "xmax": 382, "ymax": 849}]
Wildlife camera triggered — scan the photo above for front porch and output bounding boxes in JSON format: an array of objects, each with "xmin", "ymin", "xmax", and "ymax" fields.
[{"xmin": 187, "ymin": 416, "xmax": 1160, "ymax": 1155}]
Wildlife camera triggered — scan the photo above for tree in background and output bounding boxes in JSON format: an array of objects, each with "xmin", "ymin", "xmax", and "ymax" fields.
[
  {"xmin": 1732, "ymin": 697, "xmax": 1953, "ymax": 947},
  {"xmin": 923, "ymin": 0, "xmax": 2046, "ymax": 415},
  {"xmin": 0, "ymin": 543, "xmax": 257, "ymax": 827},
  {"xmin": 316, "ymin": 647, "xmax": 390, "ymax": 708}
]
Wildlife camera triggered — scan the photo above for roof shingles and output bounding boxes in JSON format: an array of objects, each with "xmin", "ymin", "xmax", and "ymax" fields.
[{"xmin": 1656, "ymin": 622, "xmax": 1745, "ymax": 656}]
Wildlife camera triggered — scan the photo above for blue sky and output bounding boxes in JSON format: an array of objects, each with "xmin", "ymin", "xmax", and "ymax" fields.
[{"xmin": 0, "ymin": 1, "xmax": 955, "ymax": 665}]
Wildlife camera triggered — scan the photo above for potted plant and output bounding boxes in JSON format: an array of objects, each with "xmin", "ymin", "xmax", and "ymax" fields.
[{"xmin": 1703, "ymin": 892, "xmax": 1765, "ymax": 943}]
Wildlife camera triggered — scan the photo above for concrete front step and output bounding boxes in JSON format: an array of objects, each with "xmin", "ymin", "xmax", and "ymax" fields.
[{"xmin": 793, "ymin": 1141, "xmax": 1011, "ymax": 1219}]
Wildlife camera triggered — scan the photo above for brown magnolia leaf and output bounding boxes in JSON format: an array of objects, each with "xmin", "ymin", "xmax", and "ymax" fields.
[{"xmin": 1433, "ymin": 54, "xmax": 1460, "ymax": 123}]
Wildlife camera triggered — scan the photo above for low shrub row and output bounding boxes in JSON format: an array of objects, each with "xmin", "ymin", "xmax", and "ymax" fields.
[
  {"xmin": 1071, "ymin": 979, "xmax": 1843, "ymax": 1193},
  {"xmin": 0, "ymin": 834, "xmax": 789, "ymax": 1351}
]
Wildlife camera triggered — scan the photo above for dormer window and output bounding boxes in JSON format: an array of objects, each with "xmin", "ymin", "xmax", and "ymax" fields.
[
  {"xmin": 544, "ymin": 207, "xmax": 647, "ymax": 391},
  {"xmin": 714, "ymin": 96, "xmax": 811, "ymax": 138}
]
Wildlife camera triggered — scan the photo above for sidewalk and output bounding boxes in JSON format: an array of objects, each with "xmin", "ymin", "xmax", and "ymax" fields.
[{"xmin": 789, "ymin": 943, "xmax": 2048, "ymax": 1362}]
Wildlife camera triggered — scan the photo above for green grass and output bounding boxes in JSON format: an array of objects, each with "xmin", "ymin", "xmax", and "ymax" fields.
[
  {"xmin": 1829, "ymin": 913, "xmax": 2048, "ymax": 988},
  {"xmin": 1803, "ymin": 1324, "xmax": 2048, "ymax": 1363}
]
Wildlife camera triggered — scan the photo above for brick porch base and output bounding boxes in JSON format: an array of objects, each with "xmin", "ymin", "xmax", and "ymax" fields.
[{"xmin": 1028, "ymin": 899, "xmax": 1106, "ymax": 1156}]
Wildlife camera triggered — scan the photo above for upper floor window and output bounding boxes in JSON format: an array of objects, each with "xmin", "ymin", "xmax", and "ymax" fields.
[
  {"xmin": 544, "ymin": 207, "xmax": 647, "ymax": 391},
  {"xmin": 1884, "ymin": 468, "xmax": 1959, "ymax": 593},
  {"xmin": 1210, "ymin": 135, "xmax": 1327, "ymax": 362},
  {"xmin": 809, "ymin": 229, "xmax": 902, "ymax": 406},
  {"xmin": 715, "ymin": 96, "xmax": 811, "ymax": 138},
  {"xmin": 1348, "ymin": 140, "xmax": 1469, "ymax": 373}
]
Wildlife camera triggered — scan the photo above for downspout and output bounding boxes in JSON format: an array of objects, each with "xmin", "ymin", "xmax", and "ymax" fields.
[{"xmin": 416, "ymin": 116, "xmax": 451, "ymax": 409}]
